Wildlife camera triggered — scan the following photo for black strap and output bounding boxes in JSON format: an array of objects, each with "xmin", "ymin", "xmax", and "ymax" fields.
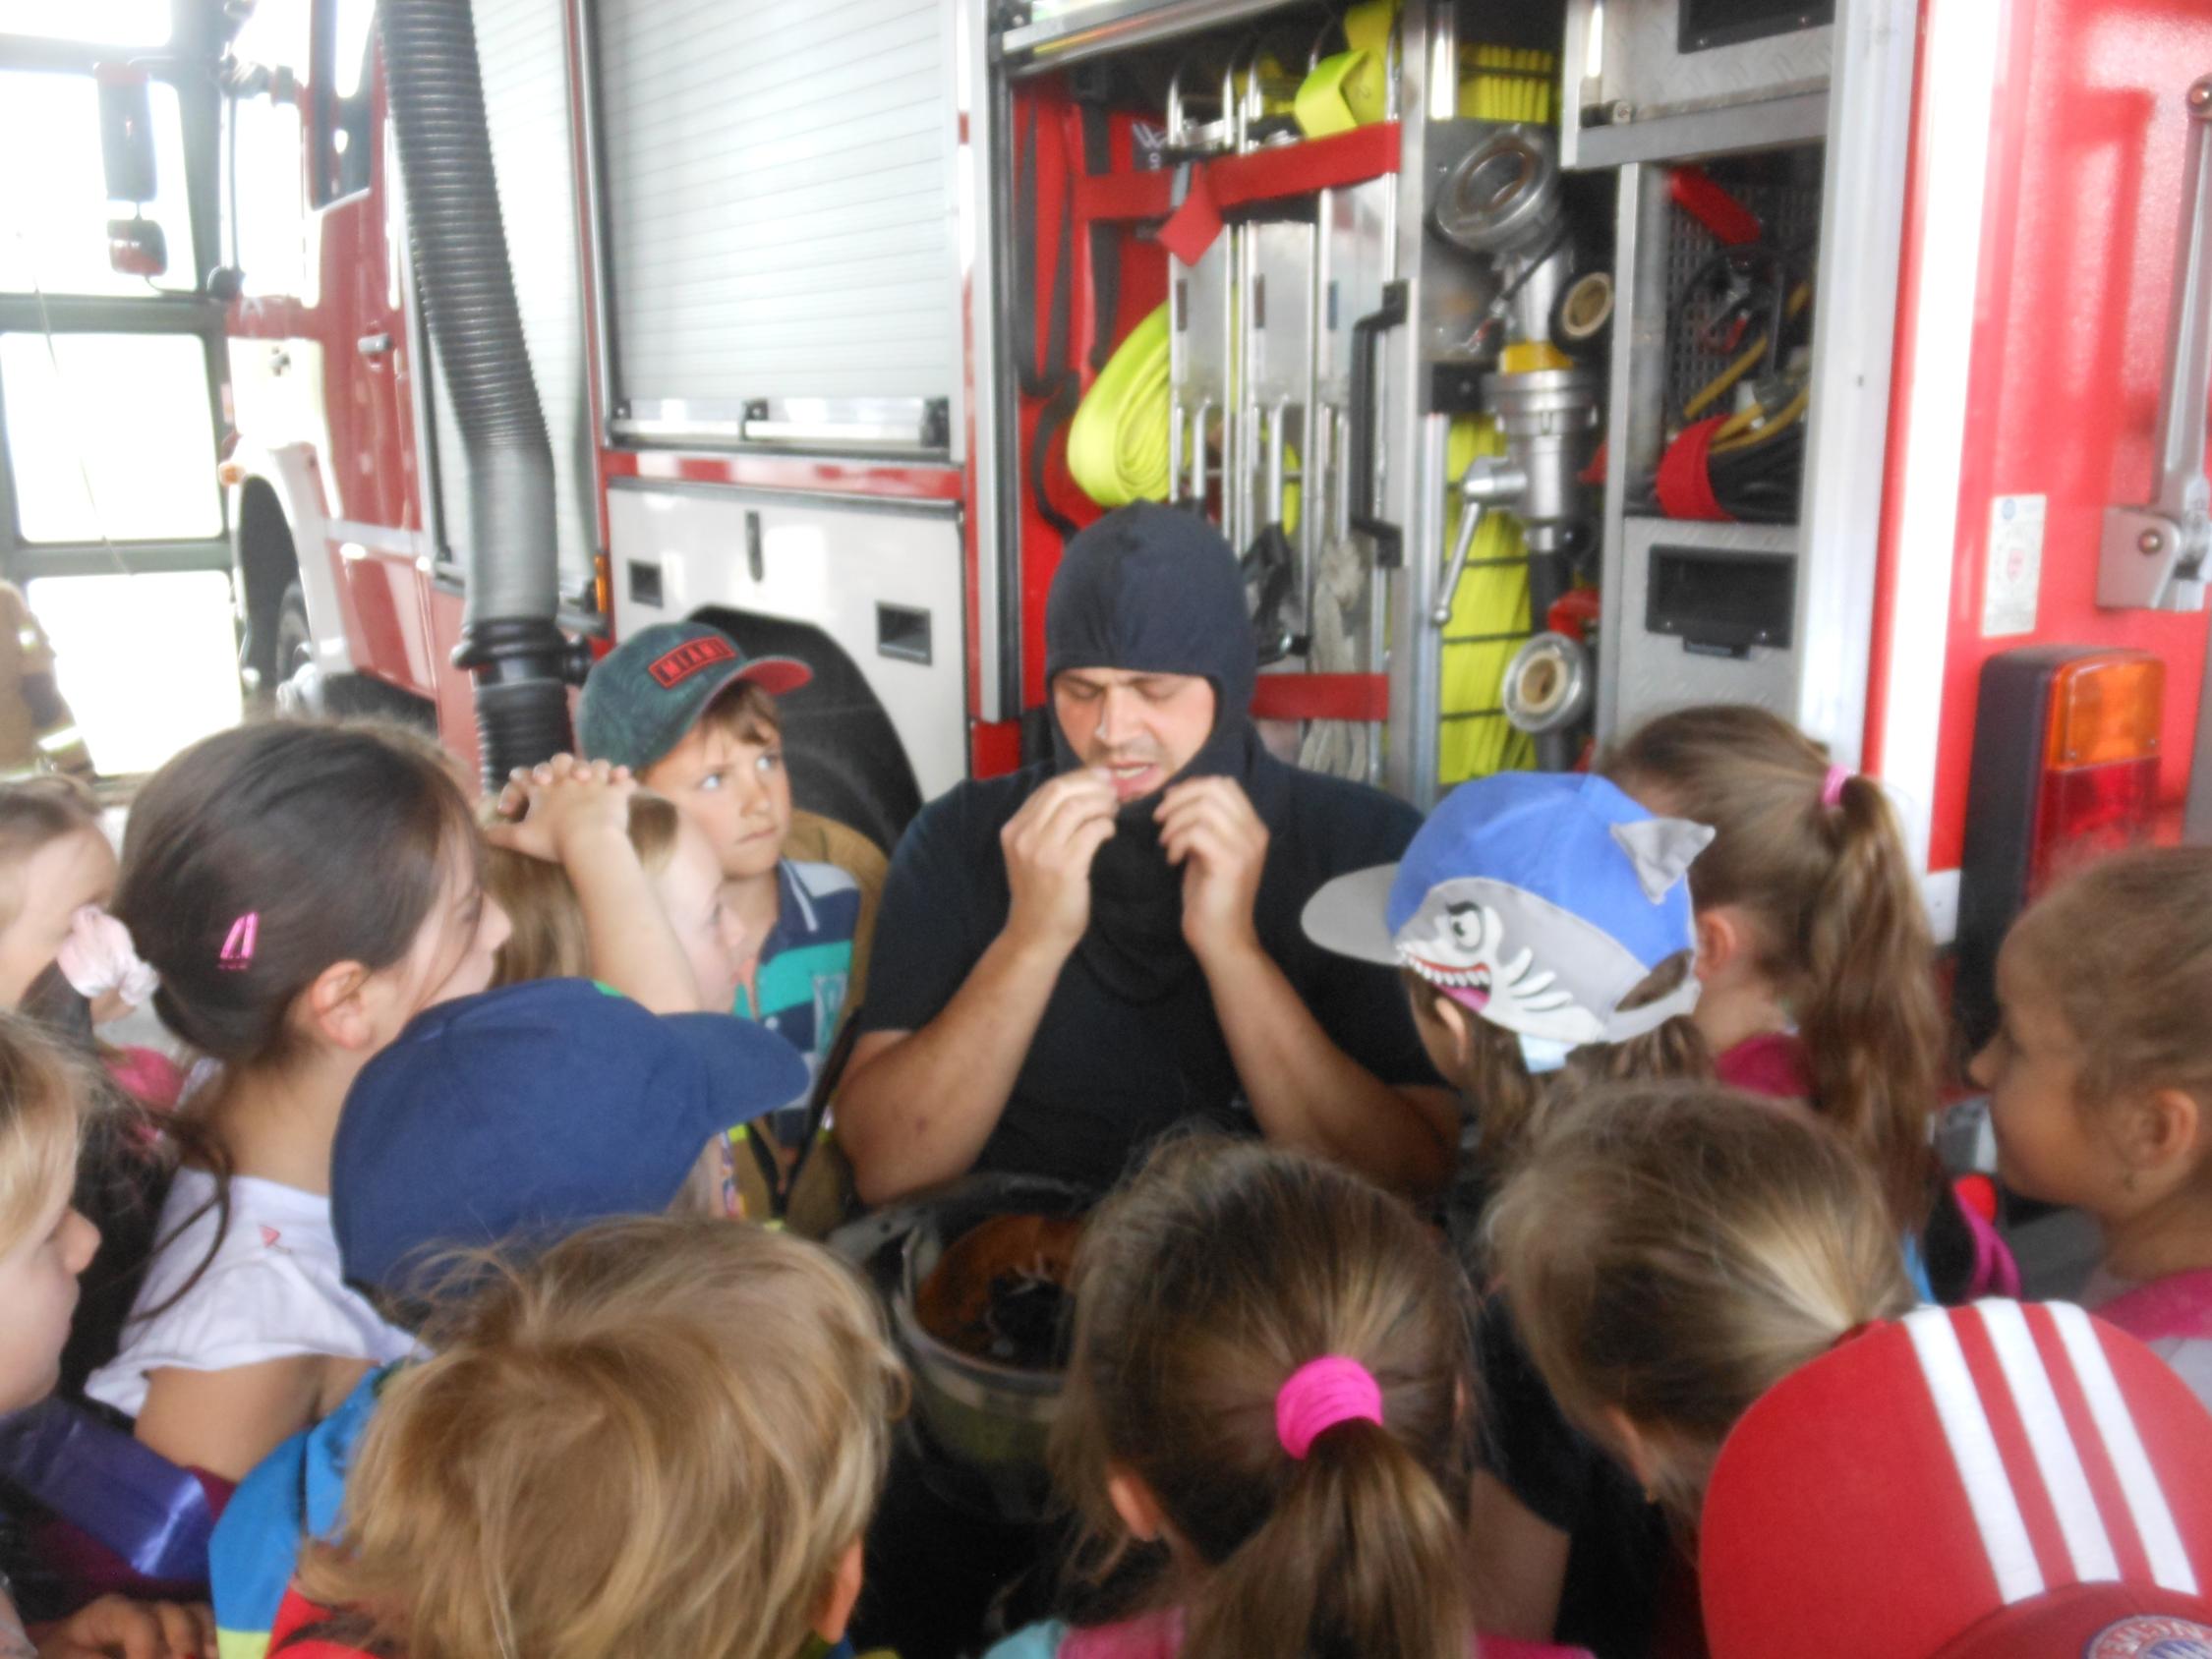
[
  {"xmin": 1013, "ymin": 101, "xmax": 1049, "ymax": 399},
  {"xmin": 1078, "ymin": 103, "xmax": 1120, "ymax": 373},
  {"xmin": 1016, "ymin": 100, "xmax": 1080, "ymax": 539}
]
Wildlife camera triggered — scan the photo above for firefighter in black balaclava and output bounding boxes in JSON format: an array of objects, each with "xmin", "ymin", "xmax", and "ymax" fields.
[{"xmin": 836, "ymin": 503, "xmax": 1453, "ymax": 1205}]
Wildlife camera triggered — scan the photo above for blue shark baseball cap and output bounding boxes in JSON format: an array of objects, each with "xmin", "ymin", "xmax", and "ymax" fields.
[
  {"xmin": 1303, "ymin": 772, "xmax": 1713, "ymax": 1062},
  {"xmin": 332, "ymin": 978, "xmax": 808, "ymax": 1296}
]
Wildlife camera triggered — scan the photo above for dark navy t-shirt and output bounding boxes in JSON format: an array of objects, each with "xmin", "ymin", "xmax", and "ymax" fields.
[{"xmin": 856, "ymin": 756, "xmax": 1439, "ymax": 1194}]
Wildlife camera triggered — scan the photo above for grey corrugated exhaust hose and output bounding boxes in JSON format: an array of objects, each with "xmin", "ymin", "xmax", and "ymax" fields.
[{"xmin": 380, "ymin": 0, "xmax": 571, "ymax": 786}]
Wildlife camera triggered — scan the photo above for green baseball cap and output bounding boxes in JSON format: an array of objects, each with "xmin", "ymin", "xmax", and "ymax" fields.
[{"xmin": 577, "ymin": 621, "xmax": 811, "ymax": 772}]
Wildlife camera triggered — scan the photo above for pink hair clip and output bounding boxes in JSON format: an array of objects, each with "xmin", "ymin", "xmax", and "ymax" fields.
[
  {"xmin": 217, "ymin": 911, "xmax": 259, "ymax": 972},
  {"xmin": 1274, "ymin": 1355, "xmax": 1384, "ymax": 1459},
  {"xmin": 1821, "ymin": 764, "xmax": 1853, "ymax": 809}
]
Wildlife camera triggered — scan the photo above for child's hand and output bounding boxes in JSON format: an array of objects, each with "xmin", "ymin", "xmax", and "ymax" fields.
[
  {"xmin": 487, "ymin": 755, "xmax": 637, "ymax": 867},
  {"xmin": 33, "ymin": 1596, "xmax": 215, "ymax": 1659}
]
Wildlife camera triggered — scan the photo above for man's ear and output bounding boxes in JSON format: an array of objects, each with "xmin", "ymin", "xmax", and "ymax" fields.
[
  {"xmin": 301, "ymin": 960, "xmax": 378, "ymax": 1052},
  {"xmin": 1106, "ymin": 1462, "xmax": 1168, "ymax": 1543},
  {"xmin": 2125, "ymin": 1087, "xmax": 2204, "ymax": 1176},
  {"xmin": 811, "ymin": 1538, "xmax": 865, "ymax": 1644}
]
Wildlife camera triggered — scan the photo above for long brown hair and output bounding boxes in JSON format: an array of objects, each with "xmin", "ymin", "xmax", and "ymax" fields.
[
  {"xmin": 1055, "ymin": 1136, "xmax": 1478, "ymax": 1659},
  {"xmin": 1488, "ymin": 1081, "xmax": 1914, "ymax": 1520},
  {"xmin": 1604, "ymin": 705, "xmax": 1946, "ymax": 1231},
  {"xmin": 298, "ymin": 1216, "xmax": 904, "ymax": 1659}
]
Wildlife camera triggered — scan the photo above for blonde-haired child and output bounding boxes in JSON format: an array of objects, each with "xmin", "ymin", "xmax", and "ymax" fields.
[
  {"xmin": 0, "ymin": 777, "xmax": 180, "ymax": 1109},
  {"xmin": 1972, "ymin": 844, "xmax": 2212, "ymax": 1407},
  {"xmin": 0, "ymin": 1011, "xmax": 214, "ymax": 1658},
  {"xmin": 282, "ymin": 1215, "xmax": 904, "ymax": 1659},
  {"xmin": 988, "ymin": 1136, "xmax": 1588, "ymax": 1659},
  {"xmin": 1488, "ymin": 1080, "xmax": 1915, "ymax": 1521},
  {"xmin": 486, "ymin": 756, "xmax": 723, "ymax": 1015}
]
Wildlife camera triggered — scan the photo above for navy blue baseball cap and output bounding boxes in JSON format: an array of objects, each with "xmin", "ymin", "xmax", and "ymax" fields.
[
  {"xmin": 332, "ymin": 978, "xmax": 808, "ymax": 1295},
  {"xmin": 577, "ymin": 621, "xmax": 812, "ymax": 772}
]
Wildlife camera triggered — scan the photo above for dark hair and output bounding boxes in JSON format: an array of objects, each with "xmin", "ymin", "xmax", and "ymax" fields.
[
  {"xmin": 694, "ymin": 680, "xmax": 780, "ymax": 748},
  {"xmin": 112, "ymin": 721, "xmax": 477, "ymax": 1327},
  {"xmin": 1056, "ymin": 1137, "xmax": 1478, "ymax": 1659},
  {"xmin": 1603, "ymin": 705, "xmax": 1947, "ymax": 1232},
  {"xmin": 115, "ymin": 720, "xmax": 478, "ymax": 1070}
]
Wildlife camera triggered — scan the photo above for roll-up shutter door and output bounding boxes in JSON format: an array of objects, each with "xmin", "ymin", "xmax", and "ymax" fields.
[{"xmin": 596, "ymin": 0, "xmax": 959, "ymax": 416}]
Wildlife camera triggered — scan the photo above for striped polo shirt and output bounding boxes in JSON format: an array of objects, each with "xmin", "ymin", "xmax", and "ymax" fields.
[{"xmin": 734, "ymin": 858, "xmax": 860, "ymax": 1144}]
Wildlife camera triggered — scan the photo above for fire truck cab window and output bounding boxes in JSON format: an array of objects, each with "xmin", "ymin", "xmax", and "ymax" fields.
[
  {"xmin": 312, "ymin": 0, "xmax": 375, "ymax": 205},
  {"xmin": 0, "ymin": 0, "xmax": 168, "ymax": 47},
  {"xmin": 0, "ymin": 71, "xmax": 197, "ymax": 298},
  {"xmin": 229, "ymin": 0, "xmax": 310, "ymax": 300}
]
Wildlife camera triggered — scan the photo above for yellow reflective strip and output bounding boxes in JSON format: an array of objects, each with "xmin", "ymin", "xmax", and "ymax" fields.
[{"xmin": 35, "ymin": 725, "xmax": 84, "ymax": 753}]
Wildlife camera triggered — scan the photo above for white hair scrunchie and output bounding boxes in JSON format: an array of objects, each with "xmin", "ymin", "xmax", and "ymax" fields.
[{"xmin": 56, "ymin": 904, "xmax": 159, "ymax": 1009}]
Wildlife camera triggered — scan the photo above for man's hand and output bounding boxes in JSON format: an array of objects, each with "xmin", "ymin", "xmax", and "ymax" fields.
[
  {"xmin": 1001, "ymin": 770, "xmax": 1119, "ymax": 957},
  {"xmin": 33, "ymin": 1597, "xmax": 215, "ymax": 1659},
  {"xmin": 1157, "ymin": 776, "xmax": 1268, "ymax": 961},
  {"xmin": 487, "ymin": 754, "xmax": 636, "ymax": 865}
]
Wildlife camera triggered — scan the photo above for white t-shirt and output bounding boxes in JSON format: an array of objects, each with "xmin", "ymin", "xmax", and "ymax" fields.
[{"xmin": 85, "ymin": 1170, "xmax": 416, "ymax": 1419}]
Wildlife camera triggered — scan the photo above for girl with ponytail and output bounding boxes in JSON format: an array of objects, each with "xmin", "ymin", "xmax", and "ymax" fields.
[
  {"xmin": 986, "ymin": 1136, "xmax": 1588, "ymax": 1659},
  {"xmin": 1603, "ymin": 705, "xmax": 1976, "ymax": 1295},
  {"xmin": 1489, "ymin": 1080, "xmax": 1915, "ymax": 1527}
]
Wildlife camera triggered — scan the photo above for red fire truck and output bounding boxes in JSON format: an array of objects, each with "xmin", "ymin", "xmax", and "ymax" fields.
[{"xmin": 23, "ymin": 0, "xmax": 2210, "ymax": 982}]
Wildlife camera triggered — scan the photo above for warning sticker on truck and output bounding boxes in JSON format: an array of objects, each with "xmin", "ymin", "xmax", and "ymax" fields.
[{"xmin": 1982, "ymin": 493, "xmax": 2045, "ymax": 638}]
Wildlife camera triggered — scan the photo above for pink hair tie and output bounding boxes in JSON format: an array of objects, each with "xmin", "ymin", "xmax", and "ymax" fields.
[
  {"xmin": 56, "ymin": 905, "xmax": 158, "ymax": 1008},
  {"xmin": 1821, "ymin": 764, "xmax": 1853, "ymax": 808},
  {"xmin": 1274, "ymin": 1355, "xmax": 1384, "ymax": 1459}
]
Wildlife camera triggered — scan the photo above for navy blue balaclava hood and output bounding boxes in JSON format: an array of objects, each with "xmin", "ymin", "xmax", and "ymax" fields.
[{"xmin": 1042, "ymin": 503, "xmax": 1268, "ymax": 1002}]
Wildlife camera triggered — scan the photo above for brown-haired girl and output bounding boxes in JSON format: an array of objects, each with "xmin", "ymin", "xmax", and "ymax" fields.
[
  {"xmin": 986, "ymin": 1137, "xmax": 1588, "ymax": 1659},
  {"xmin": 1972, "ymin": 844, "xmax": 2212, "ymax": 1409},
  {"xmin": 1602, "ymin": 705, "xmax": 1952, "ymax": 1280},
  {"xmin": 277, "ymin": 1215, "xmax": 904, "ymax": 1659},
  {"xmin": 85, "ymin": 721, "xmax": 509, "ymax": 1482},
  {"xmin": 1488, "ymin": 1081, "xmax": 1915, "ymax": 1525}
]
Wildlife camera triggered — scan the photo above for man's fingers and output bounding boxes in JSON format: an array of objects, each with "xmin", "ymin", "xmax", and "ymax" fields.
[{"xmin": 1027, "ymin": 776, "xmax": 1119, "ymax": 846}]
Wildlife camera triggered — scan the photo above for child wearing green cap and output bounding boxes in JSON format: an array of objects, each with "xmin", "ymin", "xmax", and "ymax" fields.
[{"xmin": 575, "ymin": 622, "xmax": 864, "ymax": 1218}]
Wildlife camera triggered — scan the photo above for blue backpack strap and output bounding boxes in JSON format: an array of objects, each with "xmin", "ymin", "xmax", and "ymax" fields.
[
  {"xmin": 0, "ymin": 1398, "xmax": 213, "ymax": 1581},
  {"xmin": 211, "ymin": 1365, "xmax": 391, "ymax": 1659}
]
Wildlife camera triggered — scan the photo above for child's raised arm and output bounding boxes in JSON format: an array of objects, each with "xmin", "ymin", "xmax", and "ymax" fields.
[{"xmin": 489, "ymin": 757, "xmax": 700, "ymax": 1014}]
